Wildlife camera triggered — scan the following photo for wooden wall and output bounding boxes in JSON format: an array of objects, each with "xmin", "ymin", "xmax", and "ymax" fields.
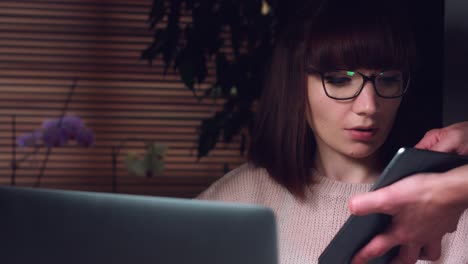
[{"xmin": 0, "ymin": 0, "xmax": 244, "ymax": 197}]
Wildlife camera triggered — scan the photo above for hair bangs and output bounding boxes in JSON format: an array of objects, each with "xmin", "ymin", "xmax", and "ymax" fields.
[{"xmin": 305, "ymin": 3, "xmax": 415, "ymax": 72}]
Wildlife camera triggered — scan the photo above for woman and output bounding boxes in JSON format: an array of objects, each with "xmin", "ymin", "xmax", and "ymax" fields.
[{"xmin": 198, "ymin": 0, "xmax": 468, "ymax": 263}]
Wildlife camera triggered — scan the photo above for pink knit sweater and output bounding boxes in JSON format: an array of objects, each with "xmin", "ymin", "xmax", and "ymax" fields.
[{"xmin": 198, "ymin": 163, "xmax": 468, "ymax": 264}]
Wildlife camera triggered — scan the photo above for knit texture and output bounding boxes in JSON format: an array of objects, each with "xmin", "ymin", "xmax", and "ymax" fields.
[{"xmin": 197, "ymin": 163, "xmax": 468, "ymax": 264}]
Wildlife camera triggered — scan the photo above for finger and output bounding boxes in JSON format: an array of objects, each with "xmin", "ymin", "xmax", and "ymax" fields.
[
  {"xmin": 429, "ymin": 136, "xmax": 459, "ymax": 153},
  {"xmin": 414, "ymin": 130, "xmax": 439, "ymax": 150},
  {"xmin": 390, "ymin": 244, "xmax": 421, "ymax": 264},
  {"xmin": 420, "ymin": 240, "xmax": 442, "ymax": 261},
  {"xmin": 351, "ymin": 232, "xmax": 400, "ymax": 264},
  {"xmin": 349, "ymin": 188, "xmax": 399, "ymax": 215}
]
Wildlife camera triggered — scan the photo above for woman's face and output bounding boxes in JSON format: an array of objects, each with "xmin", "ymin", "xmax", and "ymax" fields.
[{"xmin": 306, "ymin": 69, "xmax": 402, "ymax": 159}]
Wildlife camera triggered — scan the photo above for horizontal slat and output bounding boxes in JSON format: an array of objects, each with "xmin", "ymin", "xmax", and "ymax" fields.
[
  {"xmin": 0, "ymin": 183, "xmax": 209, "ymax": 198},
  {"xmin": 0, "ymin": 94, "xmax": 224, "ymax": 107},
  {"xmin": 0, "ymin": 38, "xmax": 156, "ymax": 52},
  {"xmin": 0, "ymin": 31, "xmax": 151, "ymax": 43},
  {"xmin": 1, "ymin": 60, "xmax": 217, "ymax": 73},
  {"xmin": 0, "ymin": 5, "xmax": 148, "ymax": 21},
  {"xmin": 0, "ymin": 1, "xmax": 199, "ymax": 22},
  {"xmin": 0, "ymin": 100, "xmax": 220, "ymax": 112},
  {"xmin": 1, "ymin": 146, "xmax": 242, "ymax": 157},
  {"xmin": 0, "ymin": 169, "xmax": 227, "ymax": 179},
  {"xmin": 0, "ymin": 109, "xmax": 214, "ymax": 119},
  {"xmin": 1, "ymin": 152, "xmax": 244, "ymax": 164},
  {"xmin": 4, "ymin": 142, "xmax": 205, "ymax": 151},
  {"xmin": 0, "ymin": 47, "xmax": 156, "ymax": 59},
  {"xmin": 0, "ymin": 18, "xmax": 146, "ymax": 30},
  {"xmin": 0, "ymin": 141, "xmax": 242, "ymax": 150},
  {"xmin": 9, "ymin": 125, "xmax": 197, "ymax": 134},
  {"xmin": 0, "ymin": 21, "xmax": 233, "ymax": 41},
  {"xmin": 0, "ymin": 175, "xmax": 217, "ymax": 185},
  {"xmin": 0, "ymin": 78, "xmax": 213, "ymax": 90},
  {"xmin": 0, "ymin": 69, "xmax": 216, "ymax": 83},
  {"xmin": 2, "ymin": 162, "xmax": 239, "ymax": 171},
  {"xmin": 0, "ymin": 1, "xmax": 151, "ymax": 13},
  {"xmin": 0, "ymin": 1, "xmax": 224, "ymax": 29},
  {"xmin": 0, "ymin": 85, "xmax": 211, "ymax": 97},
  {"xmin": 0, "ymin": 53, "xmax": 236, "ymax": 66},
  {"xmin": 13, "ymin": 0, "xmax": 152, "ymax": 5},
  {"xmin": 0, "ymin": 156, "xmax": 244, "ymax": 165},
  {"xmin": 0, "ymin": 115, "xmax": 204, "ymax": 126}
]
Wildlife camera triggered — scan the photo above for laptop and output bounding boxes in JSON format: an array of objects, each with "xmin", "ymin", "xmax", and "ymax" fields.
[{"xmin": 0, "ymin": 186, "xmax": 278, "ymax": 264}]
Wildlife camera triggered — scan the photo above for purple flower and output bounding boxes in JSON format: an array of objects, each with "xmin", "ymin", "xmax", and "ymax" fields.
[
  {"xmin": 42, "ymin": 116, "xmax": 85, "ymax": 139},
  {"xmin": 75, "ymin": 127, "xmax": 95, "ymax": 147},
  {"xmin": 41, "ymin": 119, "xmax": 59, "ymax": 130},
  {"xmin": 42, "ymin": 126, "xmax": 69, "ymax": 148},
  {"xmin": 62, "ymin": 116, "xmax": 85, "ymax": 139},
  {"xmin": 17, "ymin": 115, "xmax": 95, "ymax": 148},
  {"xmin": 17, "ymin": 131, "xmax": 42, "ymax": 147}
]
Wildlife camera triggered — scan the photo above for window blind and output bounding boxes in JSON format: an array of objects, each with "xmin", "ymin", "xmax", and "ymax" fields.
[{"xmin": 0, "ymin": 0, "xmax": 244, "ymax": 198}]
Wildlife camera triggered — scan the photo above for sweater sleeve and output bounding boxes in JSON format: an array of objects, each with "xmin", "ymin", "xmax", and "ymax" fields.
[{"xmin": 438, "ymin": 210, "xmax": 468, "ymax": 263}]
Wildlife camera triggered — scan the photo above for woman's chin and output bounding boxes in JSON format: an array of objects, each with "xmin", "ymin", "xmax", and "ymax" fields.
[{"xmin": 345, "ymin": 145, "xmax": 381, "ymax": 159}]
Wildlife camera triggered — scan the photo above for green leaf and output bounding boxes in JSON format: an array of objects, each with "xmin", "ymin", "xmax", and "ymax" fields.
[
  {"xmin": 125, "ymin": 152, "xmax": 146, "ymax": 177},
  {"xmin": 143, "ymin": 142, "xmax": 167, "ymax": 177}
]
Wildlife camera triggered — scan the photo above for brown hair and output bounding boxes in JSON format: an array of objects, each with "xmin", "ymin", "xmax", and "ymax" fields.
[{"xmin": 248, "ymin": 0, "xmax": 417, "ymax": 199}]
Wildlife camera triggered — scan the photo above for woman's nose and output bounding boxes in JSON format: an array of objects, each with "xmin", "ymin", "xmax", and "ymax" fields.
[{"xmin": 351, "ymin": 81, "xmax": 379, "ymax": 116}]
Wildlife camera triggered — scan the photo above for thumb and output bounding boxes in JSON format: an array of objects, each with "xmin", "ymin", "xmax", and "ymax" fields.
[{"xmin": 349, "ymin": 189, "xmax": 398, "ymax": 216}]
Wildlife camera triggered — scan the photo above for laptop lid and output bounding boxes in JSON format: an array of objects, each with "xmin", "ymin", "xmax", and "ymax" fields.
[{"xmin": 0, "ymin": 186, "xmax": 278, "ymax": 264}]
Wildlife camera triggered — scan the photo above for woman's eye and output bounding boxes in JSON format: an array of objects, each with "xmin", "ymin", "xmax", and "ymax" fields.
[
  {"xmin": 324, "ymin": 76, "xmax": 351, "ymax": 86},
  {"xmin": 379, "ymin": 76, "xmax": 401, "ymax": 85}
]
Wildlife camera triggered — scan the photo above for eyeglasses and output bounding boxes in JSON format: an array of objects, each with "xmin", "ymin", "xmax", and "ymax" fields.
[{"xmin": 306, "ymin": 68, "xmax": 410, "ymax": 100}]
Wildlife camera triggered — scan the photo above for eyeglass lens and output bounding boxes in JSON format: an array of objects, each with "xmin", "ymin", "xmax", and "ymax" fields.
[{"xmin": 322, "ymin": 70, "xmax": 407, "ymax": 99}]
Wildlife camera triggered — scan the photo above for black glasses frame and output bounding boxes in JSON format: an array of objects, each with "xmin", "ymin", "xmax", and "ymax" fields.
[{"xmin": 306, "ymin": 68, "xmax": 411, "ymax": 100}]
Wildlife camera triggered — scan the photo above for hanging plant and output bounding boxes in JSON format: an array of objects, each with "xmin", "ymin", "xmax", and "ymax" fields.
[{"xmin": 141, "ymin": 0, "xmax": 300, "ymax": 158}]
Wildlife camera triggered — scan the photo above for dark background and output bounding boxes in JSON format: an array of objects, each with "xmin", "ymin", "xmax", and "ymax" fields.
[
  {"xmin": 410, "ymin": 0, "xmax": 444, "ymax": 128},
  {"xmin": 388, "ymin": 0, "xmax": 445, "ymax": 146},
  {"xmin": 445, "ymin": 0, "xmax": 468, "ymax": 125},
  {"xmin": 409, "ymin": 0, "xmax": 468, "ymax": 127}
]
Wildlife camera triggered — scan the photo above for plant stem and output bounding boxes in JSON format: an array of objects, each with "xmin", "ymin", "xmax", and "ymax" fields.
[
  {"xmin": 17, "ymin": 146, "xmax": 41, "ymax": 163},
  {"xmin": 11, "ymin": 114, "xmax": 16, "ymax": 186},
  {"xmin": 36, "ymin": 79, "xmax": 77, "ymax": 187},
  {"xmin": 112, "ymin": 146, "xmax": 117, "ymax": 193},
  {"xmin": 35, "ymin": 147, "xmax": 51, "ymax": 187}
]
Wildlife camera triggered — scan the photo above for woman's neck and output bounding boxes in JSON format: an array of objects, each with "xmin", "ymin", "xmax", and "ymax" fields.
[{"xmin": 313, "ymin": 148, "xmax": 382, "ymax": 184}]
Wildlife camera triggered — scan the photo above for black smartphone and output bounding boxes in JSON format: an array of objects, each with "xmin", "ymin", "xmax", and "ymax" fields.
[{"xmin": 318, "ymin": 147, "xmax": 468, "ymax": 264}]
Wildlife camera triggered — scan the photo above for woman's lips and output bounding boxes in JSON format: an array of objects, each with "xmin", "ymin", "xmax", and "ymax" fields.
[{"xmin": 346, "ymin": 127, "xmax": 379, "ymax": 141}]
